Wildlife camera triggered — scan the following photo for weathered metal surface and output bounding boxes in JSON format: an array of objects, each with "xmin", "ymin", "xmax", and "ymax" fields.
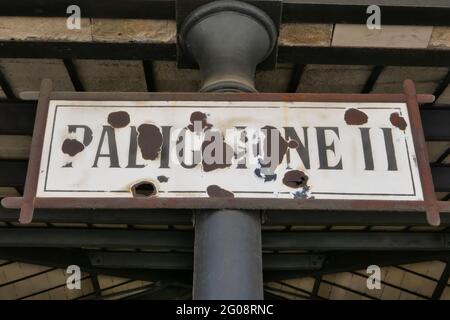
[
  {"xmin": 19, "ymin": 79, "xmax": 52, "ymax": 224},
  {"xmin": 3, "ymin": 197, "xmax": 450, "ymax": 212},
  {"xmin": 403, "ymin": 80, "xmax": 440, "ymax": 226},
  {"xmin": 30, "ymin": 100, "xmax": 423, "ymax": 201},
  {"xmin": 3, "ymin": 81, "xmax": 440, "ymax": 225}
]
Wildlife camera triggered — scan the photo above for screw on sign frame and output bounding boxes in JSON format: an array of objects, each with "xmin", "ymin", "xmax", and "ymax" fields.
[{"xmin": 1, "ymin": 79, "xmax": 445, "ymax": 226}]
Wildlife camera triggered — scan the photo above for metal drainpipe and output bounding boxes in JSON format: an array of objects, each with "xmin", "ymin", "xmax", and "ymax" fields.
[{"xmin": 179, "ymin": 0, "xmax": 277, "ymax": 300}]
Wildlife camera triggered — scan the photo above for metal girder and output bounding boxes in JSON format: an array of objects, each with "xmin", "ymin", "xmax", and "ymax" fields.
[
  {"xmin": 264, "ymin": 250, "xmax": 450, "ymax": 281},
  {"xmin": 0, "ymin": 0, "xmax": 175, "ymax": 20},
  {"xmin": 0, "ymin": 228, "xmax": 449, "ymax": 251},
  {"xmin": 1, "ymin": 42, "xmax": 450, "ymax": 67},
  {"xmin": 277, "ymin": 47, "xmax": 450, "ymax": 67},
  {"xmin": 3, "ymin": 207, "xmax": 450, "ymax": 226},
  {"xmin": 0, "ymin": 41, "xmax": 176, "ymax": 61},
  {"xmin": 89, "ymin": 251, "xmax": 325, "ymax": 271},
  {"xmin": 0, "ymin": 228, "xmax": 194, "ymax": 249},
  {"xmin": 264, "ymin": 210, "xmax": 450, "ymax": 226},
  {"xmin": 0, "ymin": 247, "xmax": 322, "ymax": 272},
  {"xmin": 431, "ymin": 164, "xmax": 450, "ymax": 192},
  {"xmin": 0, "ymin": 101, "xmax": 35, "ymax": 135},
  {"xmin": 0, "ymin": 207, "xmax": 194, "ymax": 225},
  {"xmin": 3, "ymin": 102, "xmax": 449, "ymax": 139},
  {"xmin": 282, "ymin": 0, "xmax": 450, "ymax": 26},
  {"xmin": 1, "ymin": 247, "xmax": 448, "ymax": 285},
  {"xmin": 0, "ymin": 0, "xmax": 449, "ymax": 26},
  {"xmin": 262, "ymin": 231, "xmax": 450, "ymax": 251},
  {"xmin": 421, "ymin": 107, "xmax": 450, "ymax": 141},
  {"xmin": 0, "ymin": 247, "xmax": 193, "ymax": 283},
  {"xmin": 0, "ymin": 160, "xmax": 28, "ymax": 187}
]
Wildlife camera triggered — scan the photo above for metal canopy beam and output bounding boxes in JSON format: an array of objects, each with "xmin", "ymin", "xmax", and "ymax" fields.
[
  {"xmin": 0, "ymin": 207, "xmax": 194, "ymax": 225},
  {"xmin": 0, "ymin": 0, "xmax": 449, "ymax": 26},
  {"xmin": 1, "ymin": 42, "xmax": 450, "ymax": 67},
  {"xmin": 421, "ymin": 107, "xmax": 450, "ymax": 141},
  {"xmin": 265, "ymin": 250, "xmax": 450, "ymax": 281},
  {"xmin": 0, "ymin": 247, "xmax": 324, "ymax": 271},
  {"xmin": 0, "ymin": 228, "xmax": 194, "ymax": 249},
  {"xmin": 277, "ymin": 47, "xmax": 450, "ymax": 67},
  {"xmin": 431, "ymin": 164, "xmax": 450, "ymax": 192},
  {"xmin": 3, "ymin": 207, "xmax": 450, "ymax": 226},
  {"xmin": 0, "ymin": 247, "xmax": 192, "ymax": 283},
  {"xmin": 90, "ymin": 251, "xmax": 325, "ymax": 271},
  {"xmin": 262, "ymin": 231, "xmax": 450, "ymax": 251},
  {"xmin": 0, "ymin": 228, "xmax": 449, "ymax": 251},
  {"xmin": 1, "ymin": 247, "xmax": 448, "ymax": 284},
  {"xmin": 282, "ymin": 0, "xmax": 450, "ymax": 26}
]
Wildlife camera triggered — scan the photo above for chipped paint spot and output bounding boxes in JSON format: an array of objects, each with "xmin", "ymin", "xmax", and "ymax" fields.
[
  {"xmin": 206, "ymin": 185, "xmax": 234, "ymax": 198},
  {"xmin": 292, "ymin": 186, "xmax": 313, "ymax": 199},
  {"xmin": 107, "ymin": 111, "xmax": 130, "ymax": 128},
  {"xmin": 282, "ymin": 170, "xmax": 309, "ymax": 188},
  {"xmin": 254, "ymin": 167, "xmax": 277, "ymax": 182},
  {"xmin": 157, "ymin": 175, "xmax": 169, "ymax": 183},
  {"xmin": 288, "ymin": 140, "xmax": 299, "ymax": 148},
  {"xmin": 61, "ymin": 139, "xmax": 84, "ymax": 156},
  {"xmin": 131, "ymin": 181, "xmax": 157, "ymax": 197},
  {"xmin": 344, "ymin": 108, "xmax": 368, "ymax": 125},
  {"xmin": 137, "ymin": 124, "xmax": 163, "ymax": 160},
  {"xmin": 390, "ymin": 112, "xmax": 407, "ymax": 130},
  {"xmin": 188, "ymin": 111, "xmax": 212, "ymax": 132}
]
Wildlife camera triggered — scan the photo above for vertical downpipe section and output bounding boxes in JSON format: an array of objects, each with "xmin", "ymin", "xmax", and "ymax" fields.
[{"xmin": 178, "ymin": 1, "xmax": 277, "ymax": 299}]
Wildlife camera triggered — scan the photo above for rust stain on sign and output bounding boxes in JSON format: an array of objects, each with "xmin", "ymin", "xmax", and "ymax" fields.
[
  {"xmin": 282, "ymin": 170, "xmax": 309, "ymax": 189},
  {"xmin": 107, "ymin": 111, "xmax": 130, "ymax": 128},
  {"xmin": 288, "ymin": 140, "xmax": 299, "ymax": 148},
  {"xmin": 206, "ymin": 185, "xmax": 234, "ymax": 198},
  {"xmin": 37, "ymin": 100, "xmax": 423, "ymax": 202},
  {"xmin": 390, "ymin": 112, "xmax": 407, "ymax": 130},
  {"xmin": 137, "ymin": 124, "xmax": 163, "ymax": 160},
  {"xmin": 157, "ymin": 175, "xmax": 169, "ymax": 183},
  {"xmin": 344, "ymin": 108, "xmax": 368, "ymax": 125},
  {"xmin": 131, "ymin": 181, "xmax": 157, "ymax": 197},
  {"xmin": 187, "ymin": 111, "xmax": 212, "ymax": 132},
  {"xmin": 61, "ymin": 139, "xmax": 84, "ymax": 156}
]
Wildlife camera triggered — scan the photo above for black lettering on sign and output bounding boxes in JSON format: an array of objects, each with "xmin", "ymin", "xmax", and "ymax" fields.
[
  {"xmin": 126, "ymin": 126, "xmax": 145, "ymax": 168},
  {"xmin": 316, "ymin": 127, "xmax": 343, "ymax": 170},
  {"xmin": 176, "ymin": 129, "xmax": 199, "ymax": 169},
  {"xmin": 159, "ymin": 126, "xmax": 172, "ymax": 169},
  {"xmin": 359, "ymin": 128, "xmax": 374, "ymax": 171},
  {"xmin": 381, "ymin": 127, "xmax": 398, "ymax": 171},
  {"xmin": 284, "ymin": 127, "xmax": 310, "ymax": 170},
  {"xmin": 93, "ymin": 126, "xmax": 120, "ymax": 168},
  {"xmin": 68, "ymin": 125, "xmax": 93, "ymax": 146}
]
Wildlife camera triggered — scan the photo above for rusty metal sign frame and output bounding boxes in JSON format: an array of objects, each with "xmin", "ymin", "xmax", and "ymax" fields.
[{"xmin": 1, "ymin": 79, "xmax": 445, "ymax": 226}]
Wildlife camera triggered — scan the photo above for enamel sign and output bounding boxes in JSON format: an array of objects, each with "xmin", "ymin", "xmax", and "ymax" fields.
[{"xmin": 36, "ymin": 100, "xmax": 423, "ymax": 201}]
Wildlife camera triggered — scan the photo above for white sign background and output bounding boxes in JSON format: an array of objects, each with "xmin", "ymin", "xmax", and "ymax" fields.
[{"xmin": 36, "ymin": 100, "xmax": 423, "ymax": 201}]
